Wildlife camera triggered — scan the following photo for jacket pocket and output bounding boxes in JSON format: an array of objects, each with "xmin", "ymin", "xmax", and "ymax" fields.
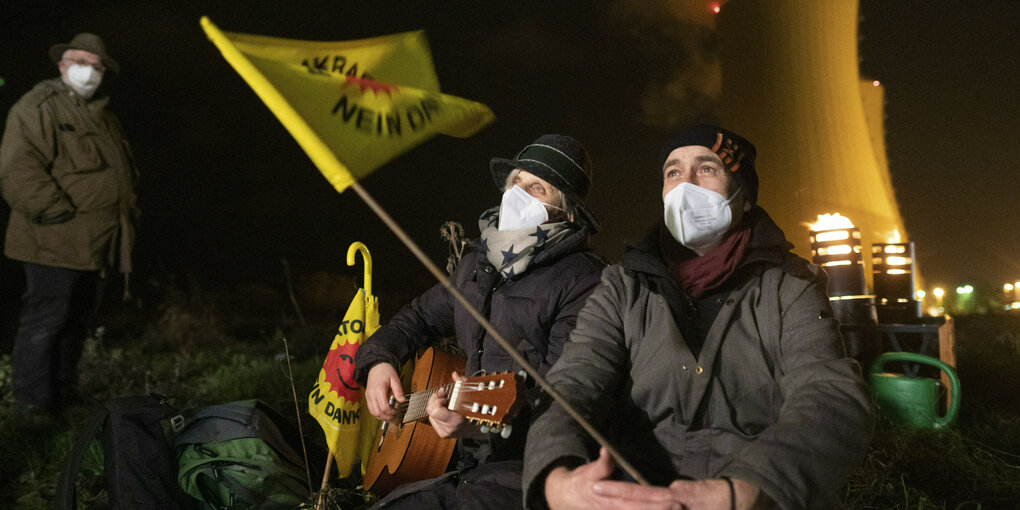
[
  {"xmin": 54, "ymin": 131, "xmax": 118, "ymax": 210},
  {"xmin": 54, "ymin": 129, "xmax": 105, "ymax": 176}
]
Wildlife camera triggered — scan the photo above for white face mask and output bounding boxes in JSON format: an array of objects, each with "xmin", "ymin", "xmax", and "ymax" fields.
[
  {"xmin": 65, "ymin": 64, "xmax": 102, "ymax": 98},
  {"xmin": 663, "ymin": 182, "xmax": 740, "ymax": 252},
  {"xmin": 498, "ymin": 185, "xmax": 553, "ymax": 231}
]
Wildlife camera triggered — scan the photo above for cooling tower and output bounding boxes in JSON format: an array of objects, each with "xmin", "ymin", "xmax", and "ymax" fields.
[
  {"xmin": 858, "ymin": 79, "xmax": 901, "ymax": 236},
  {"xmin": 716, "ymin": 0, "xmax": 906, "ymax": 265}
]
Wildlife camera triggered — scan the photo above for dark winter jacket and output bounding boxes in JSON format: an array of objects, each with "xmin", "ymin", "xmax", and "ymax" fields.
[
  {"xmin": 0, "ymin": 78, "xmax": 137, "ymax": 272},
  {"xmin": 523, "ymin": 208, "xmax": 874, "ymax": 510},
  {"xmin": 354, "ymin": 221, "xmax": 606, "ymax": 463}
]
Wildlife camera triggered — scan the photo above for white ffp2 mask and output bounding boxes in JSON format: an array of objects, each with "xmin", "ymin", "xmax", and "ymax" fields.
[
  {"xmin": 66, "ymin": 64, "xmax": 102, "ymax": 98},
  {"xmin": 498, "ymin": 185, "xmax": 550, "ymax": 231},
  {"xmin": 663, "ymin": 183, "xmax": 740, "ymax": 252}
]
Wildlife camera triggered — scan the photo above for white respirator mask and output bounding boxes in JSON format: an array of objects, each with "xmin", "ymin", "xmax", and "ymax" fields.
[
  {"xmin": 66, "ymin": 64, "xmax": 102, "ymax": 98},
  {"xmin": 498, "ymin": 185, "xmax": 556, "ymax": 231},
  {"xmin": 663, "ymin": 183, "xmax": 741, "ymax": 252}
]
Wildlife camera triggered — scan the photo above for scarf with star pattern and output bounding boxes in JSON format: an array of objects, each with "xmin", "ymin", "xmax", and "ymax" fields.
[{"xmin": 478, "ymin": 207, "xmax": 572, "ymax": 279}]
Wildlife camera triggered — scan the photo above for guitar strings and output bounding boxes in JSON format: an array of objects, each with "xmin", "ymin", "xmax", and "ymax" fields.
[{"xmin": 388, "ymin": 382, "xmax": 505, "ymax": 420}]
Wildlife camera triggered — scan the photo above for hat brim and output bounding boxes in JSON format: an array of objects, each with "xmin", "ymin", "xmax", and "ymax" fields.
[
  {"xmin": 489, "ymin": 157, "xmax": 579, "ymax": 197},
  {"xmin": 49, "ymin": 44, "xmax": 119, "ymax": 74}
]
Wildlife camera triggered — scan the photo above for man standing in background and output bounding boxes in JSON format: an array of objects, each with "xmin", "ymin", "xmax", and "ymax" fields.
[{"xmin": 0, "ymin": 33, "xmax": 137, "ymax": 415}]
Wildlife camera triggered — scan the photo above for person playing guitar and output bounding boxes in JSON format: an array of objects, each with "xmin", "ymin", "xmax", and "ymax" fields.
[{"xmin": 354, "ymin": 134, "xmax": 606, "ymax": 509}]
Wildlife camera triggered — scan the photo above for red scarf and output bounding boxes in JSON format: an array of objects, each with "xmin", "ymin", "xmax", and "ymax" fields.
[{"xmin": 659, "ymin": 222, "xmax": 752, "ymax": 299}]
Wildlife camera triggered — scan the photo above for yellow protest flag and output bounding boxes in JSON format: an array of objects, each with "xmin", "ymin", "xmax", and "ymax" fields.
[
  {"xmin": 308, "ymin": 243, "xmax": 380, "ymax": 479},
  {"xmin": 200, "ymin": 17, "xmax": 495, "ymax": 193}
]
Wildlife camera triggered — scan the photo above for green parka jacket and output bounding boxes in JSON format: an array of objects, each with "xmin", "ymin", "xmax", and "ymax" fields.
[
  {"xmin": 523, "ymin": 209, "xmax": 874, "ymax": 510},
  {"xmin": 0, "ymin": 78, "xmax": 137, "ymax": 272}
]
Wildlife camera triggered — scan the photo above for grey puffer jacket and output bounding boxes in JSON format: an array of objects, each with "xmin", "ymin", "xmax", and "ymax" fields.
[
  {"xmin": 354, "ymin": 221, "xmax": 605, "ymax": 463},
  {"xmin": 523, "ymin": 209, "xmax": 873, "ymax": 510}
]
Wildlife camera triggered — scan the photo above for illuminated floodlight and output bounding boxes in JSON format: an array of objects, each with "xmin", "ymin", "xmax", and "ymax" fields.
[
  {"xmin": 916, "ymin": 289, "xmax": 926, "ymax": 300},
  {"xmin": 872, "ymin": 241, "xmax": 918, "ymax": 321},
  {"xmin": 933, "ymin": 287, "xmax": 945, "ymax": 298},
  {"xmin": 807, "ymin": 212, "xmax": 874, "ymax": 327},
  {"xmin": 808, "ymin": 213, "xmax": 863, "ymax": 285},
  {"xmin": 1006, "ymin": 283, "xmax": 1015, "ymax": 292},
  {"xmin": 956, "ymin": 285, "xmax": 974, "ymax": 295}
]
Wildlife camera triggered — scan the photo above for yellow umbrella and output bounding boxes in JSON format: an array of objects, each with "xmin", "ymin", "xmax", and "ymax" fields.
[{"xmin": 308, "ymin": 242, "xmax": 380, "ymax": 480}]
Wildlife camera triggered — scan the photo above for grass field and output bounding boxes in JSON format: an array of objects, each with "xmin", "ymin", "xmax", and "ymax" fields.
[{"xmin": 1, "ymin": 283, "xmax": 1019, "ymax": 509}]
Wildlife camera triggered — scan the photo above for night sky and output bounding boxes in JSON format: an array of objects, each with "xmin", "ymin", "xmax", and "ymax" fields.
[{"xmin": 1, "ymin": 1, "xmax": 1017, "ymax": 313}]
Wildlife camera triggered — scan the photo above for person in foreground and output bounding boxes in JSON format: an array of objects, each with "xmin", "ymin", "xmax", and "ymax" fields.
[
  {"xmin": 523, "ymin": 125, "xmax": 874, "ymax": 510},
  {"xmin": 354, "ymin": 134, "xmax": 606, "ymax": 509},
  {"xmin": 0, "ymin": 33, "xmax": 137, "ymax": 415}
]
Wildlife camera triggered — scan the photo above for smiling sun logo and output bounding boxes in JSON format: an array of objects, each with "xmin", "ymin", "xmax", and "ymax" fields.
[{"xmin": 322, "ymin": 337, "xmax": 361, "ymax": 399}]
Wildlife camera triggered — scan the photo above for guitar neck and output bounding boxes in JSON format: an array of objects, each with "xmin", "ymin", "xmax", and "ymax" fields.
[
  {"xmin": 397, "ymin": 373, "xmax": 522, "ymax": 427},
  {"xmin": 400, "ymin": 384, "xmax": 453, "ymax": 424}
]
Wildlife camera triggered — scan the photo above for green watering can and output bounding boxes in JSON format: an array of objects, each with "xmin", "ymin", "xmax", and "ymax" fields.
[{"xmin": 869, "ymin": 352, "xmax": 961, "ymax": 429}]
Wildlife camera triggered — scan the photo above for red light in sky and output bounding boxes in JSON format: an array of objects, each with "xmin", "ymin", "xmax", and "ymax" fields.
[{"xmin": 710, "ymin": 2, "xmax": 721, "ymax": 14}]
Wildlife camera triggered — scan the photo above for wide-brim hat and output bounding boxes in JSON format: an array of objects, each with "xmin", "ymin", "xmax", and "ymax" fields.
[
  {"xmin": 490, "ymin": 134, "xmax": 593, "ymax": 199},
  {"xmin": 49, "ymin": 33, "xmax": 119, "ymax": 74},
  {"xmin": 658, "ymin": 124, "xmax": 759, "ymax": 206}
]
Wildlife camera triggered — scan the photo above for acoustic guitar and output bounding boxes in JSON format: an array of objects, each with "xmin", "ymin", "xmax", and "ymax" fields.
[{"xmin": 363, "ymin": 347, "xmax": 525, "ymax": 496}]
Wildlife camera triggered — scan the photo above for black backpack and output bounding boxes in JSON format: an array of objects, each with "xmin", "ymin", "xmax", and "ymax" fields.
[{"xmin": 56, "ymin": 394, "xmax": 191, "ymax": 510}]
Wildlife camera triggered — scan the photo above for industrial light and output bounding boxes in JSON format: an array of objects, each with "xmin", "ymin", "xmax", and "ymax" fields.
[
  {"xmin": 933, "ymin": 287, "xmax": 945, "ymax": 298},
  {"xmin": 1006, "ymin": 283, "xmax": 1015, "ymax": 292},
  {"xmin": 809, "ymin": 216, "xmax": 864, "ymax": 278},
  {"xmin": 808, "ymin": 213, "xmax": 875, "ymax": 329},
  {"xmin": 872, "ymin": 241, "xmax": 919, "ymax": 322},
  {"xmin": 956, "ymin": 285, "xmax": 974, "ymax": 295},
  {"xmin": 916, "ymin": 289, "xmax": 926, "ymax": 300}
]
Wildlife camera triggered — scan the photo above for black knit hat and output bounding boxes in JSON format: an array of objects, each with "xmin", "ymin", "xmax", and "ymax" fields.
[
  {"xmin": 49, "ymin": 33, "xmax": 119, "ymax": 74},
  {"xmin": 490, "ymin": 134, "xmax": 593, "ymax": 199},
  {"xmin": 658, "ymin": 124, "xmax": 759, "ymax": 205}
]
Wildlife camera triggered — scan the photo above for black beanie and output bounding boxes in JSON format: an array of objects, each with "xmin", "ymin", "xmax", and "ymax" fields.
[{"xmin": 658, "ymin": 124, "xmax": 759, "ymax": 205}]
